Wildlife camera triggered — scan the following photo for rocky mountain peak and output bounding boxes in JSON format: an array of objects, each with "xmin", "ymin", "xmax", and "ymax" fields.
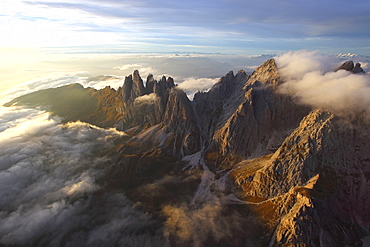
[
  {"xmin": 335, "ymin": 60, "xmax": 365, "ymax": 73},
  {"xmin": 118, "ymin": 71, "xmax": 177, "ymax": 131},
  {"xmin": 232, "ymin": 109, "xmax": 370, "ymax": 245},
  {"xmin": 162, "ymin": 88, "xmax": 202, "ymax": 155},
  {"xmin": 163, "ymin": 88, "xmax": 194, "ymax": 124},
  {"xmin": 153, "ymin": 75, "xmax": 176, "ymax": 96},
  {"xmin": 212, "ymin": 58, "xmax": 310, "ymax": 158},
  {"xmin": 246, "ymin": 58, "xmax": 280, "ymax": 87},
  {"xmin": 352, "ymin": 62, "xmax": 365, "ymax": 73},
  {"xmin": 122, "ymin": 73, "xmax": 143, "ymax": 103},
  {"xmin": 118, "ymin": 86, "xmax": 202, "ymax": 158},
  {"xmin": 145, "ymin": 74, "xmax": 155, "ymax": 94},
  {"xmin": 193, "ymin": 69, "xmax": 249, "ymax": 140}
]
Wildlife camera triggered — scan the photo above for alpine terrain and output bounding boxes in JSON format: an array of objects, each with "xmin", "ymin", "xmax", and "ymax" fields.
[{"xmin": 4, "ymin": 58, "xmax": 370, "ymax": 246}]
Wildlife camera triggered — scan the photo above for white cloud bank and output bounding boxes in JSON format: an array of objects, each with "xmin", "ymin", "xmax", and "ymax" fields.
[
  {"xmin": 0, "ymin": 106, "xmax": 166, "ymax": 246},
  {"xmin": 178, "ymin": 77, "xmax": 218, "ymax": 92},
  {"xmin": 177, "ymin": 77, "xmax": 218, "ymax": 100},
  {"xmin": 275, "ymin": 51, "xmax": 370, "ymax": 115}
]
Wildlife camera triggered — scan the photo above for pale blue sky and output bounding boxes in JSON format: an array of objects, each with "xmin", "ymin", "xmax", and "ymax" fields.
[{"xmin": 1, "ymin": 0, "xmax": 370, "ymax": 54}]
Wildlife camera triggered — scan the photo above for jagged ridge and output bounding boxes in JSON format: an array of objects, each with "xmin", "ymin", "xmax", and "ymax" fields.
[{"xmin": 4, "ymin": 60, "xmax": 369, "ymax": 246}]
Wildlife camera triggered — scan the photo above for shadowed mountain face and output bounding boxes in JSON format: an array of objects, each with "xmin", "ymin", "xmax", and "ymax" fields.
[
  {"xmin": 4, "ymin": 83, "xmax": 124, "ymax": 128},
  {"xmin": 4, "ymin": 61, "xmax": 370, "ymax": 246}
]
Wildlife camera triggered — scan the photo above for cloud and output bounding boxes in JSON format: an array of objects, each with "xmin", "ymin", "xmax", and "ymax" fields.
[
  {"xmin": 114, "ymin": 64, "xmax": 161, "ymax": 78},
  {"xmin": 114, "ymin": 64, "xmax": 144, "ymax": 71},
  {"xmin": 0, "ymin": 106, "xmax": 167, "ymax": 246},
  {"xmin": 3, "ymin": 0, "xmax": 370, "ymax": 55},
  {"xmin": 22, "ymin": 0, "xmax": 370, "ymax": 41},
  {"xmin": 275, "ymin": 50, "xmax": 370, "ymax": 115},
  {"xmin": 134, "ymin": 93, "xmax": 158, "ymax": 105},
  {"xmin": 177, "ymin": 78, "xmax": 218, "ymax": 92},
  {"xmin": 83, "ymin": 76, "xmax": 124, "ymax": 90},
  {"xmin": 162, "ymin": 201, "xmax": 242, "ymax": 246}
]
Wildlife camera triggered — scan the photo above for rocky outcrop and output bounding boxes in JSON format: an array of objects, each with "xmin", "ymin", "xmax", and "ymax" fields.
[
  {"xmin": 232, "ymin": 109, "xmax": 370, "ymax": 246},
  {"xmin": 122, "ymin": 87, "xmax": 202, "ymax": 157},
  {"xmin": 161, "ymin": 88, "xmax": 202, "ymax": 156},
  {"xmin": 110, "ymin": 72, "xmax": 202, "ymax": 188},
  {"xmin": 335, "ymin": 60, "xmax": 365, "ymax": 73},
  {"xmin": 211, "ymin": 59, "xmax": 310, "ymax": 158},
  {"xmin": 193, "ymin": 70, "xmax": 249, "ymax": 141},
  {"xmin": 117, "ymin": 70, "xmax": 176, "ymax": 131}
]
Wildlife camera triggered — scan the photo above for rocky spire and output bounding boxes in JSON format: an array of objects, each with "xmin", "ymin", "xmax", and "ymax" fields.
[
  {"xmin": 161, "ymin": 88, "xmax": 202, "ymax": 156},
  {"xmin": 117, "ymin": 71, "xmax": 178, "ymax": 131},
  {"xmin": 154, "ymin": 75, "xmax": 176, "ymax": 96},
  {"xmin": 145, "ymin": 74, "xmax": 156, "ymax": 94},
  {"xmin": 122, "ymin": 70, "xmax": 146, "ymax": 104}
]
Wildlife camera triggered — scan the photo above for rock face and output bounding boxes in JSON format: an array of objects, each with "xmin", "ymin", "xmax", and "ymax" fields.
[
  {"xmin": 118, "ymin": 70, "xmax": 176, "ymax": 131},
  {"xmin": 194, "ymin": 59, "xmax": 310, "ymax": 158},
  {"xmin": 112, "ymin": 62, "xmax": 369, "ymax": 246},
  {"xmin": 335, "ymin": 60, "xmax": 365, "ymax": 73},
  {"xmin": 5, "ymin": 60, "xmax": 369, "ymax": 246},
  {"xmin": 193, "ymin": 70, "xmax": 249, "ymax": 141},
  {"xmin": 232, "ymin": 109, "xmax": 370, "ymax": 246},
  {"xmin": 116, "ymin": 70, "xmax": 201, "ymax": 157}
]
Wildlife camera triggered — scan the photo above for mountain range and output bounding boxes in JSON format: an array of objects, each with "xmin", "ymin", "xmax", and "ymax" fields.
[{"xmin": 4, "ymin": 59, "xmax": 370, "ymax": 246}]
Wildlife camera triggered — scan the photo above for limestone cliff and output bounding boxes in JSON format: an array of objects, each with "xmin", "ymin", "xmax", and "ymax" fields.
[
  {"xmin": 117, "ymin": 70, "xmax": 175, "ymax": 131},
  {"xmin": 209, "ymin": 59, "xmax": 310, "ymax": 158},
  {"xmin": 193, "ymin": 70, "xmax": 249, "ymax": 141},
  {"xmin": 232, "ymin": 109, "xmax": 370, "ymax": 246}
]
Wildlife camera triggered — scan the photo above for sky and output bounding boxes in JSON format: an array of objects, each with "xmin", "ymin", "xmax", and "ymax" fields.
[
  {"xmin": 1, "ymin": 0, "xmax": 370, "ymax": 55},
  {"xmin": 1, "ymin": 0, "xmax": 370, "ymax": 98}
]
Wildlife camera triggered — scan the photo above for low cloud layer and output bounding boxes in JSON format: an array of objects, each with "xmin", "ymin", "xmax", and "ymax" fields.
[
  {"xmin": 115, "ymin": 64, "xmax": 163, "ymax": 79},
  {"xmin": 0, "ymin": 105, "xmax": 254, "ymax": 246},
  {"xmin": 275, "ymin": 51, "xmax": 370, "ymax": 115},
  {"xmin": 177, "ymin": 77, "xmax": 218, "ymax": 100},
  {"xmin": 162, "ymin": 201, "xmax": 242, "ymax": 246},
  {"xmin": 178, "ymin": 78, "xmax": 218, "ymax": 92},
  {"xmin": 0, "ymin": 106, "xmax": 167, "ymax": 246}
]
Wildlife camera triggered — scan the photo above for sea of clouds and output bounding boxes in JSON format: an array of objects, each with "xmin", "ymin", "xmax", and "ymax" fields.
[{"xmin": 0, "ymin": 106, "xmax": 171, "ymax": 246}]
